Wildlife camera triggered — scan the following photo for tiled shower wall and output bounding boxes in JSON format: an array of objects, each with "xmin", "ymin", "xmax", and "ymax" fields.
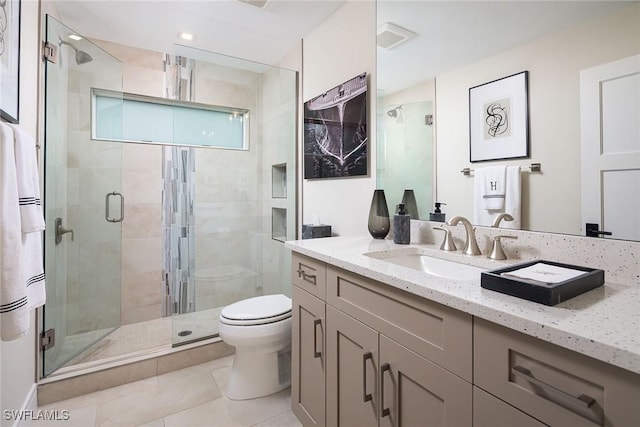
[
  {"xmin": 106, "ymin": 43, "xmax": 166, "ymax": 325},
  {"xmin": 162, "ymin": 56, "xmax": 197, "ymax": 316},
  {"xmin": 192, "ymin": 60, "xmax": 263, "ymax": 309},
  {"xmin": 92, "ymin": 40, "xmax": 267, "ymax": 325}
]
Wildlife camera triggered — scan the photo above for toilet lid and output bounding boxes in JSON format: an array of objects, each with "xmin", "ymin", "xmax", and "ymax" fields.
[{"xmin": 220, "ymin": 294, "xmax": 292, "ymax": 323}]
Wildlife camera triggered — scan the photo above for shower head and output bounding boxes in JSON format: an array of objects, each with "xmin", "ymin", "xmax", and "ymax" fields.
[
  {"xmin": 387, "ymin": 105, "xmax": 403, "ymax": 118},
  {"xmin": 75, "ymin": 50, "xmax": 93, "ymax": 65},
  {"xmin": 59, "ymin": 40, "xmax": 93, "ymax": 65}
]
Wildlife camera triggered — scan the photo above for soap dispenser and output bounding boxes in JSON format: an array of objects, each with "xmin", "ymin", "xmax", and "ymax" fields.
[
  {"xmin": 393, "ymin": 203, "xmax": 411, "ymax": 244},
  {"xmin": 429, "ymin": 202, "xmax": 446, "ymax": 222}
]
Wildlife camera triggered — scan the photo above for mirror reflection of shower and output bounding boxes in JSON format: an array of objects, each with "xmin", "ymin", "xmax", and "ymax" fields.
[
  {"xmin": 387, "ymin": 104, "xmax": 403, "ymax": 123},
  {"xmin": 59, "ymin": 39, "xmax": 93, "ymax": 65}
]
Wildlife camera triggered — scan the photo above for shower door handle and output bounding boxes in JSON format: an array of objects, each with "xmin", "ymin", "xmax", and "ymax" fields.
[{"xmin": 105, "ymin": 191, "xmax": 125, "ymax": 223}]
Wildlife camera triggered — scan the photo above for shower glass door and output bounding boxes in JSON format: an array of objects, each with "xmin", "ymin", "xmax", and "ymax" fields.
[{"xmin": 42, "ymin": 16, "xmax": 124, "ymax": 376}]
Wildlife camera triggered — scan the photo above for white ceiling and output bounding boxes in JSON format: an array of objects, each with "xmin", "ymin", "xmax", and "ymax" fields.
[
  {"xmin": 377, "ymin": 1, "xmax": 637, "ymax": 94},
  {"xmin": 54, "ymin": 0, "xmax": 346, "ymax": 65},
  {"xmin": 53, "ymin": 0, "xmax": 636, "ymax": 86}
]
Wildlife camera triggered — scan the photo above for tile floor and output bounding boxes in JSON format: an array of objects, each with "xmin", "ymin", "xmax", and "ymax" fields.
[
  {"xmin": 29, "ymin": 355, "xmax": 302, "ymax": 427},
  {"xmin": 58, "ymin": 308, "xmax": 223, "ymax": 369}
]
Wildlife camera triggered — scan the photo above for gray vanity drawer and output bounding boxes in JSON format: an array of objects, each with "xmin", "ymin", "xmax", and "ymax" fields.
[
  {"xmin": 326, "ymin": 265, "xmax": 472, "ymax": 382},
  {"xmin": 291, "ymin": 252, "xmax": 326, "ymax": 300},
  {"xmin": 474, "ymin": 318, "xmax": 640, "ymax": 427}
]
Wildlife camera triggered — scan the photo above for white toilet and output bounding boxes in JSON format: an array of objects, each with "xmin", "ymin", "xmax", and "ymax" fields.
[{"xmin": 218, "ymin": 294, "xmax": 292, "ymax": 400}]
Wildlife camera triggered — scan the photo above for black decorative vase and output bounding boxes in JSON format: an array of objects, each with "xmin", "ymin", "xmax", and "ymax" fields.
[
  {"xmin": 368, "ymin": 189, "xmax": 390, "ymax": 239},
  {"xmin": 401, "ymin": 189, "xmax": 419, "ymax": 220}
]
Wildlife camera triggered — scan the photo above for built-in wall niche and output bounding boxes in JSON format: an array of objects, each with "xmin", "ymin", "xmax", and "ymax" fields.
[
  {"xmin": 272, "ymin": 208, "xmax": 287, "ymax": 242},
  {"xmin": 272, "ymin": 164, "xmax": 287, "ymax": 198}
]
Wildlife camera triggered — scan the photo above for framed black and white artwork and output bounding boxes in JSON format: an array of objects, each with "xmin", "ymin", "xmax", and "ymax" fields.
[
  {"xmin": 469, "ymin": 71, "xmax": 529, "ymax": 162},
  {"xmin": 0, "ymin": 0, "xmax": 20, "ymax": 123},
  {"xmin": 303, "ymin": 73, "xmax": 368, "ymax": 179}
]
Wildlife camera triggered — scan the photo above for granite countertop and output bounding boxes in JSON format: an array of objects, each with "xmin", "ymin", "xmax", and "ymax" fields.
[{"xmin": 285, "ymin": 235, "xmax": 640, "ymax": 375}]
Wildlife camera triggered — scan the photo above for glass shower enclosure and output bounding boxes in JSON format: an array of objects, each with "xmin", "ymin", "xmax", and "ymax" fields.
[
  {"xmin": 41, "ymin": 17, "xmax": 298, "ymax": 378},
  {"xmin": 42, "ymin": 16, "xmax": 124, "ymax": 376}
]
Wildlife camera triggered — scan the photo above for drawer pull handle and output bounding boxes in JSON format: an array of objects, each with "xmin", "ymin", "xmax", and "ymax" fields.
[
  {"xmin": 313, "ymin": 319, "xmax": 322, "ymax": 358},
  {"xmin": 362, "ymin": 352, "xmax": 373, "ymax": 403},
  {"xmin": 381, "ymin": 363, "xmax": 391, "ymax": 418},
  {"xmin": 297, "ymin": 268, "xmax": 317, "ymax": 284},
  {"xmin": 512, "ymin": 365, "xmax": 596, "ymax": 409}
]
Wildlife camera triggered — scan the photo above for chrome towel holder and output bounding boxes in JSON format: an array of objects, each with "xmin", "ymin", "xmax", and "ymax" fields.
[{"xmin": 460, "ymin": 162, "xmax": 541, "ymax": 176}]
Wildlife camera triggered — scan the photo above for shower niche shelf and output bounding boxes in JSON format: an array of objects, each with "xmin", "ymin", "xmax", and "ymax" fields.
[
  {"xmin": 272, "ymin": 163, "xmax": 287, "ymax": 198},
  {"xmin": 272, "ymin": 208, "xmax": 287, "ymax": 242}
]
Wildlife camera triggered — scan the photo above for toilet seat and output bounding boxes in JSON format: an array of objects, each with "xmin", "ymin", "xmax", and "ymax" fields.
[{"xmin": 220, "ymin": 294, "xmax": 292, "ymax": 326}]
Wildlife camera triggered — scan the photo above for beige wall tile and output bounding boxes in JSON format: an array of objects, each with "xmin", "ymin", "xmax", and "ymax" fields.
[{"xmin": 122, "ymin": 203, "xmax": 162, "ymax": 239}]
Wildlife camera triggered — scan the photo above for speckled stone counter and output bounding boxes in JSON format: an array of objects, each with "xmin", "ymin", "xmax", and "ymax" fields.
[{"xmin": 285, "ymin": 235, "xmax": 640, "ymax": 374}]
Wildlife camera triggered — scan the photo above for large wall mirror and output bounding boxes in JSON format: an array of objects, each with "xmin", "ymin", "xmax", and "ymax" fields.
[{"xmin": 376, "ymin": 1, "xmax": 640, "ymax": 241}]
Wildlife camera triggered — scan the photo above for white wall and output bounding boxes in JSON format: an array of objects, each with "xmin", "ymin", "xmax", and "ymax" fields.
[
  {"xmin": 1, "ymin": 0, "xmax": 41, "ymax": 421},
  {"xmin": 436, "ymin": 3, "xmax": 640, "ymax": 235},
  {"xmin": 301, "ymin": 0, "xmax": 376, "ymax": 236}
]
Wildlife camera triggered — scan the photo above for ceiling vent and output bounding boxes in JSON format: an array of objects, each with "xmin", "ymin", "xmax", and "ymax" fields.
[
  {"xmin": 377, "ymin": 22, "xmax": 417, "ymax": 50},
  {"xmin": 236, "ymin": 0, "xmax": 269, "ymax": 8}
]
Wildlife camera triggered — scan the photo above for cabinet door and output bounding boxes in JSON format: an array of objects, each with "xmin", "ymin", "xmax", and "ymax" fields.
[
  {"xmin": 474, "ymin": 387, "xmax": 547, "ymax": 427},
  {"xmin": 379, "ymin": 335, "xmax": 472, "ymax": 427},
  {"xmin": 292, "ymin": 285, "xmax": 326, "ymax": 427},
  {"xmin": 326, "ymin": 266, "xmax": 472, "ymax": 381},
  {"xmin": 326, "ymin": 306, "xmax": 379, "ymax": 427}
]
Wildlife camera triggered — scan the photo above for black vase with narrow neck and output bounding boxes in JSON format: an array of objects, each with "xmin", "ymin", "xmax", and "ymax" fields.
[{"xmin": 368, "ymin": 189, "xmax": 390, "ymax": 239}]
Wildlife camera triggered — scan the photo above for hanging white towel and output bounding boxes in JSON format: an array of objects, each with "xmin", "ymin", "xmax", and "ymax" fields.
[
  {"xmin": 473, "ymin": 165, "xmax": 521, "ymax": 228},
  {"xmin": 480, "ymin": 166, "xmax": 506, "ymax": 210},
  {"xmin": 11, "ymin": 125, "xmax": 45, "ymax": 233},
  {"xmin": 504, "ymin": 166, "xmax": 522, "ymax": 229},
  {"xmin": 0, "ymin": 123, "xmax": 46, "ymax": 341}
]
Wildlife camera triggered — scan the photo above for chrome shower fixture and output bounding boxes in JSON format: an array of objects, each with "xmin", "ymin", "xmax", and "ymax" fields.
[
  {"xmin": 387, "ymin": 105, "xmax": 403, "ymax": 118},
  {"xmin": 59, "ymin": 40, "xmax": 93, "ymax": 65}
]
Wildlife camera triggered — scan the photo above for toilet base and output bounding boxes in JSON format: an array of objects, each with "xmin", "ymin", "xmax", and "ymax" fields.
[{"xmin": 226, "ymin": 345, "xmax": 291, "ymax": 400}]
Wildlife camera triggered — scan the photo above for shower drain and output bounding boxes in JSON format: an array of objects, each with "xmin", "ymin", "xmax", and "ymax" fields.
[{"xmin": 178, "ymin": 330, "xmax": 193, "ymax": 337}]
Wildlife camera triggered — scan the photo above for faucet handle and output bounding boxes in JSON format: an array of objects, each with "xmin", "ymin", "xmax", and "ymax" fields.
[
  {"xmin": 488, "ymin": 235, "xmax": 518, "ymax": 260},
  {"xmin": 434, "ymin": 226, "xmax": 457, "ymax": 251}
]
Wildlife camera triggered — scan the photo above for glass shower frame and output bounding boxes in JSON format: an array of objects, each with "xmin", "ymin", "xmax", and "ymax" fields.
[
  {"xmin": 41, "ymin": 20, "xmax": 298, "ymax": 376},
  {"xmin": 42, "ymin": 15, "xmax": 124, "ymax": 376}
]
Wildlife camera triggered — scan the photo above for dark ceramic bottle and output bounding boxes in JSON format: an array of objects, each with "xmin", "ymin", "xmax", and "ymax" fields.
[{"xmin": 393, "ymin": 203, "xmax": 411, "ymax": 244}]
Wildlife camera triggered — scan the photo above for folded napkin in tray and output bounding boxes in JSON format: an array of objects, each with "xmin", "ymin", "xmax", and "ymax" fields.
[{"xmin": 501, "ymin": 262, "xmax": 587, "ymax": 284}]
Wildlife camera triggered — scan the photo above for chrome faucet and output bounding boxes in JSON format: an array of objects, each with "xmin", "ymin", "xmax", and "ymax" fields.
[
  {"xmin": 434, "ymin": 225, "xmax": 457, "ymax": 251},
  {"xmin": 447, "ymin": 216, "xmax": 481, "ymax": 255},
  {"xmin": 491, "ymin": 213, "xmax": 514, "ymax": 228},
  {"xmin": 488, "ymin": 235, "xmax": 518, "ymax": 260}
]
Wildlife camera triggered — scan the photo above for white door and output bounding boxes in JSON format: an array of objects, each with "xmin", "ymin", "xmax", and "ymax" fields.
[{"xmin": 580, "ymin": 55, "xmax": 640, "ymax": 241}]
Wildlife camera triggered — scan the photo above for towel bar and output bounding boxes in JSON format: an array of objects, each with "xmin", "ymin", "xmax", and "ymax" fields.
[{"xmin": 461, "ymin": 162, "xmax": 541, "ymax": 176}]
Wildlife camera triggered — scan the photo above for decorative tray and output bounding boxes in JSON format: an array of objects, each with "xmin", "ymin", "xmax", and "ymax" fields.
[{"xmin": 481, "ymin": 260, "xmax": 604, "ymax": 306}]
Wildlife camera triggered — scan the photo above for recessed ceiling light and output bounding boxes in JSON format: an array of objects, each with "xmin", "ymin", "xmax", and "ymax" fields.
[
  {"xmin": 178, "ymin": 32, "xmax": 195, "ymax": 41},
  {"xmin": 68, "ymin": 34, "xmax": 82, "ymax": 41}
]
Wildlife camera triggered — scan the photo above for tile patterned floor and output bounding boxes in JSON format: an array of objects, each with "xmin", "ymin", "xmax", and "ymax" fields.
[
  {"xmin": 29, "ymin": 355, "xmax": 301, "ymax": 427},
  {"xmin": 63, "ymin": 308, "xmax": 223, "ymax": 368}
]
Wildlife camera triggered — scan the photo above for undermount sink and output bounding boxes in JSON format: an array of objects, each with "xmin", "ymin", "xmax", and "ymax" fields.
[{"xmin": 365, "ymin": 248, "xmax": 485, "ymax": 281}]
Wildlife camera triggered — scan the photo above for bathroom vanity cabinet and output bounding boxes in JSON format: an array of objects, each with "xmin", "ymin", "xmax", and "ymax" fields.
[{"xmin": 290, "ymin": 252, "xmax": 640, "ymax": 427}]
